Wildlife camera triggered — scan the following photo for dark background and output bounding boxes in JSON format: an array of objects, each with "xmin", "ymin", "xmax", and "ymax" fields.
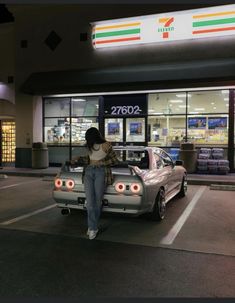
[{"xmin": 0, "ymin": 4, "xmax": 14, "ymax": 23}]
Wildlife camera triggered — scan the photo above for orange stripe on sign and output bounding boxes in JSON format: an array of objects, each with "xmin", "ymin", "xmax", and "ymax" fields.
[
  {"xmin": 94, "ymin": 36, "xmax": 141, "ymax": 44},
  {"xmin": 159, "ymin": 18, "xmax": 169, "ymax": 23},
  {"xmin": 193, "ymin": 11, "xmax": 235, "ymax": 19},
  {"xmin": 96, "ymin": 22, "xmax": 141, "ymax": 31},
  {"xmin": 193, "ymin": 26, "xmax": 235, "ymax": 34}
]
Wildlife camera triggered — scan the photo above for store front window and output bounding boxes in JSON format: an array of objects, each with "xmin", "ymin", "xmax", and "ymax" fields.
[
  {"xmin": 148, "ymin": 90, "xmax": 229, "ymax": 147},
  {"xmin": 188, "ymin": 90, "xmax": 228, "ymax": 145},
  {"xmin": 43, "ymin": 89, "xmax": 233, "ymax": 169},
  {"xmin": 43, "ymin": 97, "xmax": 99, "ymax": 146},
  {"xmin": 148, "ymin": 92, "xmax": 187, "ymax": 147},
  {"xmin": 44, "ymin": 98, "xmax": 70, "ymax": 144}
]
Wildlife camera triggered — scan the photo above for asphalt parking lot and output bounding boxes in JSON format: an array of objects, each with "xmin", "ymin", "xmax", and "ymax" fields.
[{"xmin": 0, "ymin": 175, "xmax": 234, "ymax": 297}]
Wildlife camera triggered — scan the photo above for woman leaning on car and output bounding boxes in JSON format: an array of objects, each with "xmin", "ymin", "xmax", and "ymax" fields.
[{"xmin": 71, "ymin": 127, "xmax": 119, "ymax": 240}]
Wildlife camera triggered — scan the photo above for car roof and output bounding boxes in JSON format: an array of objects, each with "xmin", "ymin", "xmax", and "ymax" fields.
[{"xmin": 113, "ymin": 146, "xmax": 147, "ymax": 151}]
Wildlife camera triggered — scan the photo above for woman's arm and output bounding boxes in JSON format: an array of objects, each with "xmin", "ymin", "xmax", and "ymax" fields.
[{"xmin": 101, "ymin": 145, "xmax": 119, "ymax": 166}]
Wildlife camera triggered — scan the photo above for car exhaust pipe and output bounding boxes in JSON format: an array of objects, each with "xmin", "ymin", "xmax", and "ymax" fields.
[{"xmin": 61, "ymin": 208, "xmax": 71, "ymax": 215}]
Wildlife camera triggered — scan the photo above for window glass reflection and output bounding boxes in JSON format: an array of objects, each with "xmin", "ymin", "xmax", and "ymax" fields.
[
  {"xmin": 44, "ymin": 98, "xmax": 70, "ymax": 117},
  {"xmin": 44, "ymin": 118, "xmax": 70, "ymax": 144},
  {"xmin": 148, "ymin": 115, "xmax": 185, "ymax": 146},
  {"xmin": 71, "ymin": 97, "xmax": 98, "ymax": 116},
  {"xmin": 148, "ymin": 93, "xmax": 187, "ymax": 115}
]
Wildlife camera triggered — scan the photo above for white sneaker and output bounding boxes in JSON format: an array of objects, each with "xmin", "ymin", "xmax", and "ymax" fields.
[
  {"xmin": 87, "ymin": 228, "xmax": 91, "ymax": 236},
  {"xmin": 89, "ymin": 229, "xmax": 98, "ymax": 240}
]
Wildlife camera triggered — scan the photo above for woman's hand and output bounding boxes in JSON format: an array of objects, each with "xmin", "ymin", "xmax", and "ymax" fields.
[{"xmin": 70, "ymin": 156, "xmax": 80, "ymax": 165}]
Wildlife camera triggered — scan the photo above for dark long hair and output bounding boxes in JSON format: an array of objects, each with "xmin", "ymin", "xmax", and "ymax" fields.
[{"xmin": 85, "ymin": 127, "xmax": 106, "ymax": 151}]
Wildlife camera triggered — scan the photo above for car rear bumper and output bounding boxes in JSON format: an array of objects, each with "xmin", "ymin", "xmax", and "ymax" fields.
[{"xmin": 53, "ymin": 190, "xmax": 145, "ymax": 215}]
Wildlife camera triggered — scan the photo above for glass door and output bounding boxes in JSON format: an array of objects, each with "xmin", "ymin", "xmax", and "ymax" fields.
[
  {"xmin": 126, "ymin": 117, "xmax": 146, "ymax": 144},
  {"xmin": 104, "ymin": 117, "xmax": 147, "ymax": 145},
  {"xmin": 1, "ymin": 121, "xmax": 16, "ymax": 166},
  {"xmin": 104, "ymin": 118, "xmax": 124, "ymax": 143}
]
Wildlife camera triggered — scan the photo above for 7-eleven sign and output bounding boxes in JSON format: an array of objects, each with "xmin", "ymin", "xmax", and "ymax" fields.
[{"xmin": 158, "ymin": 17, "xmax": 175, "ymax": 39}]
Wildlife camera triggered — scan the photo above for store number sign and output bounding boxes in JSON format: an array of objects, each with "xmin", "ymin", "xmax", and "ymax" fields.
[
  {"xmin": 104, "ymin": 95, "xmax": 147, "ymax": 116},
  {"xmin": 111, "ymin": 105, "xmax": 141, "ymax": 115}
]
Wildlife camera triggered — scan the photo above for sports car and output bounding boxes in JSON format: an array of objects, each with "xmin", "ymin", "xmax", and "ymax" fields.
[{"xmin": 53, "ymin": 146, "xmax": 187, "ymax": 221}]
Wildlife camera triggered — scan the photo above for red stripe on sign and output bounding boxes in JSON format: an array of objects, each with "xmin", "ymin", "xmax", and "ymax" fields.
[
  {"xmin": 163, "ymin": 32, "xmax": 169, "ymax": 38},
  {"xmin": 95, "ymin": 36, "xmax": 141, "ymax": 44},
  {"xmin": 165, "ymin": 17, "xmax": 174, "ymax": 27},
  {"xmin": 193, "ymin": 26, "xmax": 235, "ymax": 34}
]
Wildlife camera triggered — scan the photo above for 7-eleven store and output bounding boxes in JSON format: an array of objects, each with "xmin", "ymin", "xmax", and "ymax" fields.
[{"xmin": 20, "ymin": 4, "xmax": 235, "ymax": 171}]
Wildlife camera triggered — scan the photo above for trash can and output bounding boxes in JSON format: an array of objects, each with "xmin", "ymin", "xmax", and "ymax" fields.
[
  {"xmin": 179, "ymin": 142, "xmax": 197, "ymax": 173},
  {"xmin": 32, "ymin": 142, "xmax": 49, "ymax": 169}
]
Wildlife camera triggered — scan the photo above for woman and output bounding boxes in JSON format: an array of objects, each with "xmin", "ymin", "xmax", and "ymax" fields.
[{"xmin": 73, "ymin": 127, "xmax": 119, "ymax": 240}]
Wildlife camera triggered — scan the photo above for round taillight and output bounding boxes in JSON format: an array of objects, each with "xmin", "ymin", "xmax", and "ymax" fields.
[
  {"xmin": 130, "ymin": 183, "xmax": 141, "ymax": 194},
  {"xmin": 115, "ymin": 182, "xmax": 125, "ymax": 193},
  {"xmin": 66, "ymin": 179, "xmax": 75, "ymax": 190},
  {"xmin": 55, "ymin": 178, "xmax": 62, "ymax": 189}
]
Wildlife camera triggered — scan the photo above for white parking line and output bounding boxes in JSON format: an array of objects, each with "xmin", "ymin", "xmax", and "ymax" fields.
[
  {"xmin": 0, "ymin": 179, "xmax": 39, "ymax": 190},
  {"xmin": 0, "ymin": 204, "xmax": 57, "ymax": 225},
  {"xmin": 160, "ymin": 186, "xmax": 207, "ymax": 245}
]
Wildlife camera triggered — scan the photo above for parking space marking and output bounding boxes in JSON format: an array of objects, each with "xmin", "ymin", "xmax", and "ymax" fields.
[
  {"xmin": 0, "ymin": 179, "xmax": 39, "ymax": 190},
  {"xmin": 160, "ymin": 186, "xmax": 207, "ymax": 245},
  {"xmin": 0, "ymin": 204, "xmax": 57, "ymax": 225}
]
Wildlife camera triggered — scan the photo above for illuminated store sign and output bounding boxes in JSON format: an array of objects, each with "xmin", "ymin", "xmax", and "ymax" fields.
[
  {"xmin": 91, "ymin": 4, "xmax": 235, "ymax": 48},
  {"xmin": 103, "ymin": 95, "xmax": 147, "ymax": 116}
]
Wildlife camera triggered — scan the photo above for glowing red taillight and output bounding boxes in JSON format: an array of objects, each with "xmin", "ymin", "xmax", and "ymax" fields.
[
  {"xmin": 55, "ymin": 178, "xmax": 62, "ymax": 189},
  {"xmin": 66, "ymin": 179, "xmax": 75, "ymax": 190},
  {"xmin": 115, "ymin": 182, "xmax": 125, "ymax": 193},
  {"xmin": 130, "ymin": 183, "xmax": 141, "ymax": 194}
]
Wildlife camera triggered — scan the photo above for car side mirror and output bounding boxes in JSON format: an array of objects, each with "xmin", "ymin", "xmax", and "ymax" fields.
[{"xmin": 175, "ymin": 160, "xmax": 184, "ymax": 166}]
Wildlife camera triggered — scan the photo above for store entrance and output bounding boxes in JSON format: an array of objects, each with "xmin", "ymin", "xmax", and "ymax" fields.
[
  {"xmin": 0, "ymin": 120, "xmax": 16, "ymax": 167},
  {"xmin": 104, "ymin": 117, "xmax": 147, "ymax": 146},
  {"xmin": 102, "ymin": 94, "xmax": 148, "ymax": 146}
]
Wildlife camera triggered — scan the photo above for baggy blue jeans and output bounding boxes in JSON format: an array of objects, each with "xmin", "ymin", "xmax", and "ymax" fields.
[{"xmin": 84, "ymin": 166, "xmax": 106, "ymax": 231}]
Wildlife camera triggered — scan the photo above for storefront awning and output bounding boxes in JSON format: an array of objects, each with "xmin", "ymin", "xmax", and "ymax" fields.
[{"xmin": 21, "ymin": 58, "xmax": 235, "ymax": 95}]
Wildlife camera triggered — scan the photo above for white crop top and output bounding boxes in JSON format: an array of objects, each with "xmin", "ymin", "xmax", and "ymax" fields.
[{"xmin": 89, "ymin": 144, "xmax": 107, "ymax": 161}]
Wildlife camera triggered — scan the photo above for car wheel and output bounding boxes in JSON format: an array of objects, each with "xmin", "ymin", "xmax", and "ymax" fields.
[
  {"xmin": 150, "ymin": 188, "xmax": 166, "ymax": 221},
  {"xmin": 178, "ymin": 176, "xmax": 187, "ymax": 197}
]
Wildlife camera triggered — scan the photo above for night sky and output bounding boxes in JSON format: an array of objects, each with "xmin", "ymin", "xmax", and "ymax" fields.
[{"xmin": 0, "ymin": 4, "xmax": 14, "ymax": 23}]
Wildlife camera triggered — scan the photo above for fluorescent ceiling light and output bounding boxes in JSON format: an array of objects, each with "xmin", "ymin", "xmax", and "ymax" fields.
[
  {"xmin": 72, "ymin": 98, "xmax": 86, "ymax": 102},
  {"xmin": 189, "ymin": 111, "xmax": 199, "ymax": 114},
  {"xmin": 194, "ymin": 107, "xmax": 205, "ymax": 111},
  {"xmin": 169, "ymin": 100, "xmax": 183, "ymax": 103},
  {"xmin": 211, "ymin": 102, "xmax": 215, "ymax": 105},
  {"xmin": 224, "ymin": 98, "xmax": 229, "ymax": 101},
  {"xmin": 178, "ymin": 105, "xmax": 190, "ymax": 108},
  {"xmin": 176, "ymin": 94, "xmax": 191, "ymax": 98},
  {"xmin": 222, "ymin": 90, "xmax": 229, "ymax": 94}
]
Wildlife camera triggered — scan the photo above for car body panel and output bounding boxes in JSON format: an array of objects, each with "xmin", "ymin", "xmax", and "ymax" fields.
[{"xmin": 53, "ymin": 146, "xmax": 187, "ymax": 217}]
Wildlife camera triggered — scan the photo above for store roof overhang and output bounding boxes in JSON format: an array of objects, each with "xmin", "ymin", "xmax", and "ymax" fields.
[{"xmin": 21, "ymin": 58, "xmax": 235, "ymax": 95}]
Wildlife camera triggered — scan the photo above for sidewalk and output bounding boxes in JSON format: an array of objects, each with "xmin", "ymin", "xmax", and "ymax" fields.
[{"xmin": 1, "ymin": 166, "xmax": 235, "ymax": 185}]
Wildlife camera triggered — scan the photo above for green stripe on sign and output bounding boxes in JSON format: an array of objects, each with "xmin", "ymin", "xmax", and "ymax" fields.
[
  {"xmin": 95, "ymin": 28, "xmax": 140, "ymax": 38},
  {"xmin": 193, "ymin": 17, "xmax": 235, "ymax": 27}
]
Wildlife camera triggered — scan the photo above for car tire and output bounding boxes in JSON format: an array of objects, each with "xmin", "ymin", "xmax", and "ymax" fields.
[
  {"xmin": 150, "ymin": 188, "xmax": 166, "ymax": 221},
  {"xmin": 178, "ymin": 176, "xmax": 187, "ymax": 197}
]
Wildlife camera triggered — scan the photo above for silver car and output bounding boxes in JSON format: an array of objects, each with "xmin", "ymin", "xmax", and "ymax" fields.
[{"xmin": 53, "ymin": 146, "xmax": 187, "ymax": 221}]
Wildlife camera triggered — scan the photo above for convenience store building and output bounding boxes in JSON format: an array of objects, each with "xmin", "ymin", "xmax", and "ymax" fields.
[{"xmin": 1, "ymin": 3, "xmax": 235, "ymax": 171}]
